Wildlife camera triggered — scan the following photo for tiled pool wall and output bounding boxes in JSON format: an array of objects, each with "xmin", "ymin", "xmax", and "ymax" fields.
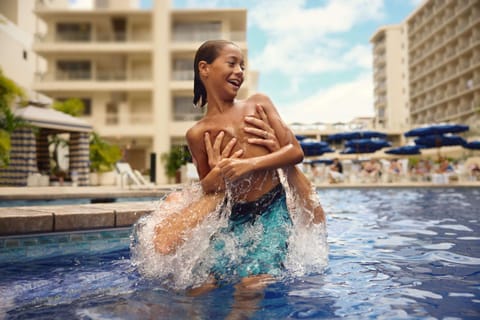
[{"xmin": 0, "ymin": 228, "xmax": 132, "ymax": 264}]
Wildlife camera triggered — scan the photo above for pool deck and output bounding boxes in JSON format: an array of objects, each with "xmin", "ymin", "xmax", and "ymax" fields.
[{"xmin": 0, "ymin": 181, "xmax": 479, "ymax": 236}]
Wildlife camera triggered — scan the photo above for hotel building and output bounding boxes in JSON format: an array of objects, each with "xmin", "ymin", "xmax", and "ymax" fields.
[
  {"xmin": 0, "ymin": 0, "xmax": 49, "ymax": 104},
  {"xmin": 32, "ymin": 0, "xmax": 250, "ymax": 183},
  {"xmin": 372, "ymin": 0, "xmax": 480, "ymax": 132},
  {"xmin": 407, "ymin": 0, "xmax": 479, "ymax": 128},
  {"xmin": 370, "ymin": 24, "xmax": 410, "ymax": 132}
]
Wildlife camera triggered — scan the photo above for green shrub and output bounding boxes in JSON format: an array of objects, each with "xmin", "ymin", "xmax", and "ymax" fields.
[
  {"xmin": 161, "ymin": 145, "xmax": 189, "ymax": 179},
  {"xmin": 89, "ymin": 132, "xmax": 122, "ymax": 172}
]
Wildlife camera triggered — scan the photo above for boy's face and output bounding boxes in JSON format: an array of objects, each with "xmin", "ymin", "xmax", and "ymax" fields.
[{"xmin": 208, "ymin": 44, "xmax": 245, "ymax": 97}]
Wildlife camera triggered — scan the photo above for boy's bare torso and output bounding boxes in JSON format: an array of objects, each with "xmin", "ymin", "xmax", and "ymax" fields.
[{"xmin": 189, "ymin": 97, "xmax": 280, "ymax": 202}]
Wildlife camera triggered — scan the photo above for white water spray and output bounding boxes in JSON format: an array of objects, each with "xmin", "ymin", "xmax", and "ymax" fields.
[{"xmin": 131, "ymin": 174, "xmax": 328, "ymax": 290}]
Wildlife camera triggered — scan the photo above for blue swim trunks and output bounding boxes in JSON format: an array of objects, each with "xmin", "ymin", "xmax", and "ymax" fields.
[{"xmin": 209, "ymin": 184, "xmax": 292, "ymax": 280}]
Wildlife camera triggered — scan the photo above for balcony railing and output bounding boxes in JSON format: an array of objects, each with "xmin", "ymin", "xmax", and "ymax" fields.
[
  {"xmin": 172, "ymin": 70, "xmax": 194, "ymax": 81},
  {"xmin": 36, "ymin": 31, "xmax": 152, "ymax": 43},
  {"xmin": 172, "ymin": 31, "xmax": 246, "ymax": 43},
  {"xmin": 105, "ymin": 113, "xmax": 153, "ymax": 126},
  {"xmin": 36, "ymin": 70, "xmax": 152, "ymax": 81},
  {"xmin": 130, "ymin": 113, "xmax": 152, "ymax": 124},
  {"xmin": 174, "ymin": 113, "xmax": 203, "ymax": 122}
]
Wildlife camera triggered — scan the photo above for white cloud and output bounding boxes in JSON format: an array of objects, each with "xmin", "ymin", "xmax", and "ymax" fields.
[
  {"xmin": 278, "ymin": 73, "xmax": 374, "ymax": 124},
  {"xmin": 176, "ymin": 0, "xmax": 384, "ymax": 123},
  {"xmin": 250, "ymin": 0, "xmax": 383, "ymax": 35},
  {"xmin": 342, "ymin": 44, "xmax": 373, "ymax": 69},
  {"xmin": 410, "ymin": 0, "xmax": 426, "ymax": 8},
  {"xmin": 247, "ymin": 1, "xmax": 382, "ymax": 123},
  {"xmin": 249, "ymin": 0, "xmax": 384, "ymax": 75}
]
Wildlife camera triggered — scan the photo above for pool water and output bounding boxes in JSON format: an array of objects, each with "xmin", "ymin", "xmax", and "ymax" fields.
[
  {"xmin": 1, "ymin": 188, "xmax": 479, "ymax": 319},
  {"xmin": 0, "ymin": 196, "xmax": 161, "ymax": 207}
]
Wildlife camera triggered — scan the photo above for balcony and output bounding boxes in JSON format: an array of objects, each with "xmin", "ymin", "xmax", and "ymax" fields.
[
  {"xmin": 374, "ymin": 41, "xmax": 386, "ymax": 54},
  {"xmin": 34, "ymin": 31, "xmax": 153, "ymax": 53},
  {"xmin": 374, "ymin": 96, "xmax": 386, "ymax": 108},
  {"xmin": 173, "ymin": 97, "xmax": 204, "ymax": 121},
  {"xmin": 51, "ymin": 30, "xmax": 151, "ymax": 42},
  {"xmin": 34, "ymin": 70, "xmax": 153, "ymax": 92},
  {"xmin": 89, "ymin": 100, "xmax": 155, "ymax": 136},
  {"xmin": 170, "ymin": 31, "xmax": 247, "ymax": 51},
  {"xmin": 172, "ymin": 70, "xmax": 194, "ymax": 81}
]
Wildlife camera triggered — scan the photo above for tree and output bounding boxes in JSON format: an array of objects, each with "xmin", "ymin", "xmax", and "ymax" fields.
[
  {"xmin": 52, "ymin": 98, "xmax": 85, "ymax": 117},
  {"xmin": 0, "ymin": 68, "xmax": 27, "ymax": 167},
  {"xmin": 89, "ymin": 132, "xmax": 122, "ymax": 173}
]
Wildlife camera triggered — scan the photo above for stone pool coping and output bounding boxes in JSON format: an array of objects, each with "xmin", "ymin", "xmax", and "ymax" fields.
[
  {"xmin": 0, "ymin": 201, "xmax": 156, "ymax": 236},
  {"xmin": 0, "ymin": 185, "xmax": 177, "ymax": 201}
]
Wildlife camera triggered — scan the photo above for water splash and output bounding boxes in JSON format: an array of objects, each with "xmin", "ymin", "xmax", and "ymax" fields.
[{"xmin": 131, "ymin": 175, "xmax": 329, "ymax": 290}]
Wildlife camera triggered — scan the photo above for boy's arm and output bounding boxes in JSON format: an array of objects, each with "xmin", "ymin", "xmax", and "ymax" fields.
[
  {"xmin": 244, "ymin": 103, "xmax": 326, "ymax": 225},
  {"xmin": 154, "ymin": 129, "xmax": 251, "ymax": 255},
  {"xmin": 153, "ymin": 192, "xmax": 224, "ymax": 255},
  {"xmin": 217, "ymin": 95, "xmax": 304, "ymax": 181}
]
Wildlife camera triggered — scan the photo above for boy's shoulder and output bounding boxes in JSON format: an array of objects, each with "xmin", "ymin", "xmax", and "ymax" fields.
[
  {"xmin": 186, "ymin": 120, "xmax": 206, "ymax": 142},
  {"xmin": 242, "ymin": 93, "xmax": 275, "ymax": 112},
  {"xmin": 245, "ymin": 92, "xmax": 271, "ymax": 104}
]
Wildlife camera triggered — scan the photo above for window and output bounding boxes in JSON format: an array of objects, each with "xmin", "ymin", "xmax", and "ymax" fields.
[
  {"xmin": 172, "ymin": 22, "xmax": 221, "ymax": 42},
  {"xmin": 106, "ymin": 102, "xmax": 119, "ymax": 125},
  {"xmin": 377, "ymin": 107, "xmax": 385, "ymax": 119},
  {"xmin": 173, "ymin": 97, "xmax": 204, "ymax": 121},
  {"xmin": 56, "ymin": 60, "xmax": 91, "ymax": 80},
  {"xmin": 56, "ymin": 23, "xmax": 91, "ymax": 41},
  {"xmin": 172, "ymin": 59, "xmax": 194, "ymax": 81},
  {"xmin": 111, "ymin": 17, "xmax": 127, "ymax": 41}
]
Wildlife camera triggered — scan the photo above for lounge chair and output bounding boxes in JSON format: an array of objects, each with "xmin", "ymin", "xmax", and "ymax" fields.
[
  {"xmin": 134, "ymin": 169, "xmax": 155, "ymax": 187},
  {"xmin": 116, "ymin": 162, "xmax": 154, "ymax": 188}
]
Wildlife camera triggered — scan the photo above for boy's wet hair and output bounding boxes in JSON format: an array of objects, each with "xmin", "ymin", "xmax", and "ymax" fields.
[{"xmin": 193, "ymin": 40, "xmax": 238, "ymax": 108}]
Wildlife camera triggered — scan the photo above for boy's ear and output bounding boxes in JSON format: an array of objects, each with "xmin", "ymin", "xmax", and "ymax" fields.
[{"xmin": 198, "ymin": 61, "xmax": 209, "ymax": 77}]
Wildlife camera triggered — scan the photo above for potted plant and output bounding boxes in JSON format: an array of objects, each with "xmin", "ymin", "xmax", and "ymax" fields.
[
  {"xmin": 89, "ymin": 132, "xmax": 122, "ymax": 185},
  {"xmin": 161, "ymin": 145, "xmax": 188, "ymax": 183}
]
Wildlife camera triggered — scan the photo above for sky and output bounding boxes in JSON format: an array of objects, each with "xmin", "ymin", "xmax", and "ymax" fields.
[{"xmin": 72, "ymin": 0, "xmax": 426, "ymax": 124}]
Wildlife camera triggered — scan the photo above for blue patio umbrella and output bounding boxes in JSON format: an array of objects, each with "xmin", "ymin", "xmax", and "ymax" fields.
[
  {"xmin": 344, "ymin": 139, "xmax": 391, "ymax": 152},
  {"xmin": 311, "ymin": 159, "xmax": 334, "ymax": 165},
  {"xmin": 464, "ymin": 141, "xmax": 480, "ymax": 150},
  {"xmin": 385, "ymin": 145, "xmax": 421, "ymax": 155},
  {"xmin": 303, "ymin": 158, "xmax": 334, "ymax": 165},
  {"xmin": 295, "ymin": 135, "xmax": 307, "ymax": 141},
  {"xmin": 300, "ymin": 140, "xmax": 334, "ymax": 156},
  {"xmin": 328, "ymin": 130, "xmax": 387, "ymax": 142},
  {"xmin": 341, "ymin": 139, "xmax": 391, "ymax": 154},
  {"xmin": 405, "ymin": 124, "xmax": 469, "ymax": 137},
  {"xmin": 414, "ymin": 134, "xmax": 467, "ymax": 149}
]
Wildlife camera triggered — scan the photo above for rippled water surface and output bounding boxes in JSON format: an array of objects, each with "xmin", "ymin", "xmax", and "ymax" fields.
[{"xmin": 1, "ymin": 188, "xmax": 479, "ymax": 319}]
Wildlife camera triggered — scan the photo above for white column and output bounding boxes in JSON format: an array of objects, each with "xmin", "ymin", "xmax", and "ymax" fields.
[{"xmin": 152, "ymin": 0, "xmax": 171, "ymax": 184}]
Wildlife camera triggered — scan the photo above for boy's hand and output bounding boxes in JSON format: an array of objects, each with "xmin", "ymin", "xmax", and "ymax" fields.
[{"xmin": 244, "ymin": 104, "xmax": 280, "ymax": 152}]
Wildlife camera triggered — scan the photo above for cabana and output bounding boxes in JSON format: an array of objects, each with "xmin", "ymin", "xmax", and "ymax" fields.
[{"xmin": 0, "ymin": 106, "xmax": 93, "ymax": 186}]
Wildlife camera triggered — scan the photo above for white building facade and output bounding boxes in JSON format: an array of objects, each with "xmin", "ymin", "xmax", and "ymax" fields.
[
  {"xmin": 371, "ymin": 0, "xmax": 480, "ymax": 133},
  {"xmin": 32, "ymin": 0, "xmax": 250, "ymax": 183},
  {"xmin": 407, "ymin": 0, "xmax": 479, "ymax": 129},
  {"xmin": 370, "ymin": 25, "xmax": 410, "ymax": 132},
  {"xmin": 0, "ymin": 0, "xmax": 48, "ymax": 103}
]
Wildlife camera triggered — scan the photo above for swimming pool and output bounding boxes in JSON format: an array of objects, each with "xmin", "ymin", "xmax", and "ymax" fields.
[
  {"xmin": 0, "ymin": 196, "xmax": 161, "ymax": 207},
  {"xmin": 1, "ymin": 187, "xmax": 479, "ymax": 319}
]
